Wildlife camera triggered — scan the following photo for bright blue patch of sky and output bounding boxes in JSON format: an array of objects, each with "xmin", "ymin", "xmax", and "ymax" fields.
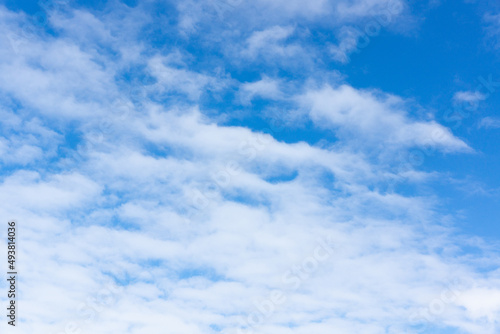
[{"xmin": 179, "ymin": 267, "xmax": 227, "ymax": 281}]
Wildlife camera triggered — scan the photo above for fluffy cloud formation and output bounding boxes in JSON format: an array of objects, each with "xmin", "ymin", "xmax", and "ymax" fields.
[
  {"xmin": 302, "ymin": 84, "xmax": 471, "ymax": 152},
  {"xmin": 0, "ymin": 2, "xmax": 498, "ymax": 334}
]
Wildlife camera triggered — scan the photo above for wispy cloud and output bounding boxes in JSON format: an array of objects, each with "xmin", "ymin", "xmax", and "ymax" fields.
[
  {"xmin": 484, "ymin": 12, "xmax": 500, "ymax": 49},
  {"xmin": 478, "ymin": 116, "xmax": 500, "ymax": 129},
  {"xmin": 238, "ymin": 76, "xmax": 284, "ymax": 105},
  {"xmin": 453, "ymin": 90, "xmax": 487, "ymax": 104}
]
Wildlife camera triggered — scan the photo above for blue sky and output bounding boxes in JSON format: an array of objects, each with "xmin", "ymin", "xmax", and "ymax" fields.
[{"xmin": 0, "ymin": 0, "xmax": 500, "ymax": 333}]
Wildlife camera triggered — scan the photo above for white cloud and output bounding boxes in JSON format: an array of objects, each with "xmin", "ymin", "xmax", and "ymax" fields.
[
  {"xmin": 329, "ymin": 0, "xmax": 406, "ymax": 63},
  {"xmin": 241, "ymin": 25, "xmax": 299, "ymax": 59},
  {"xmin": 453, "ymin": 90, "xmax": 487, "ymax": 104},
  {"xmin": 301, "ymin": 84, "xmax": 471, "ymax": 152},
  {"xmin": 0, "ymin": 171, "xmax": 102, "ymax": 213},
  {"xmin": 238, "ymin": 76, "xmax": 284, "ymax": 104},
  {"xmin": 329, "ymin": 26, "xmax": 365, "ymax": 63},
  {"xmin": 457, "ymin": 288, "xmax": 500, "ymax": 322},
  {"xmin": 334, "ymin": 0, "xmax": 405, "ymax": 21},
  {"xmin": 0, "ymin": 108, "xmax": 61, "ymax": 165},
  {"xmin": 148, "ymin": 55, "xmax": 225, "ymax": 101},
  {"xmin": 181, "ymin": 0, "xmax": 406, "ymax": 28},
  {"xmin": 484, "ymin": 12, "xmax": 500, "ymax": 49},
  {"xmin": 251, "ymin": 0, "xmax": 329, "ymax": 20},
  {"xmin": 478, "ymin": 116, "xmax": 500, "ymax": 129},
  {"xmin": 0, "ymin": 33, "xmax": 117, "ymax": 118},
  {"xmin": 173, "ymin": 0, "xmax": 410, "ymax": 66}
]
